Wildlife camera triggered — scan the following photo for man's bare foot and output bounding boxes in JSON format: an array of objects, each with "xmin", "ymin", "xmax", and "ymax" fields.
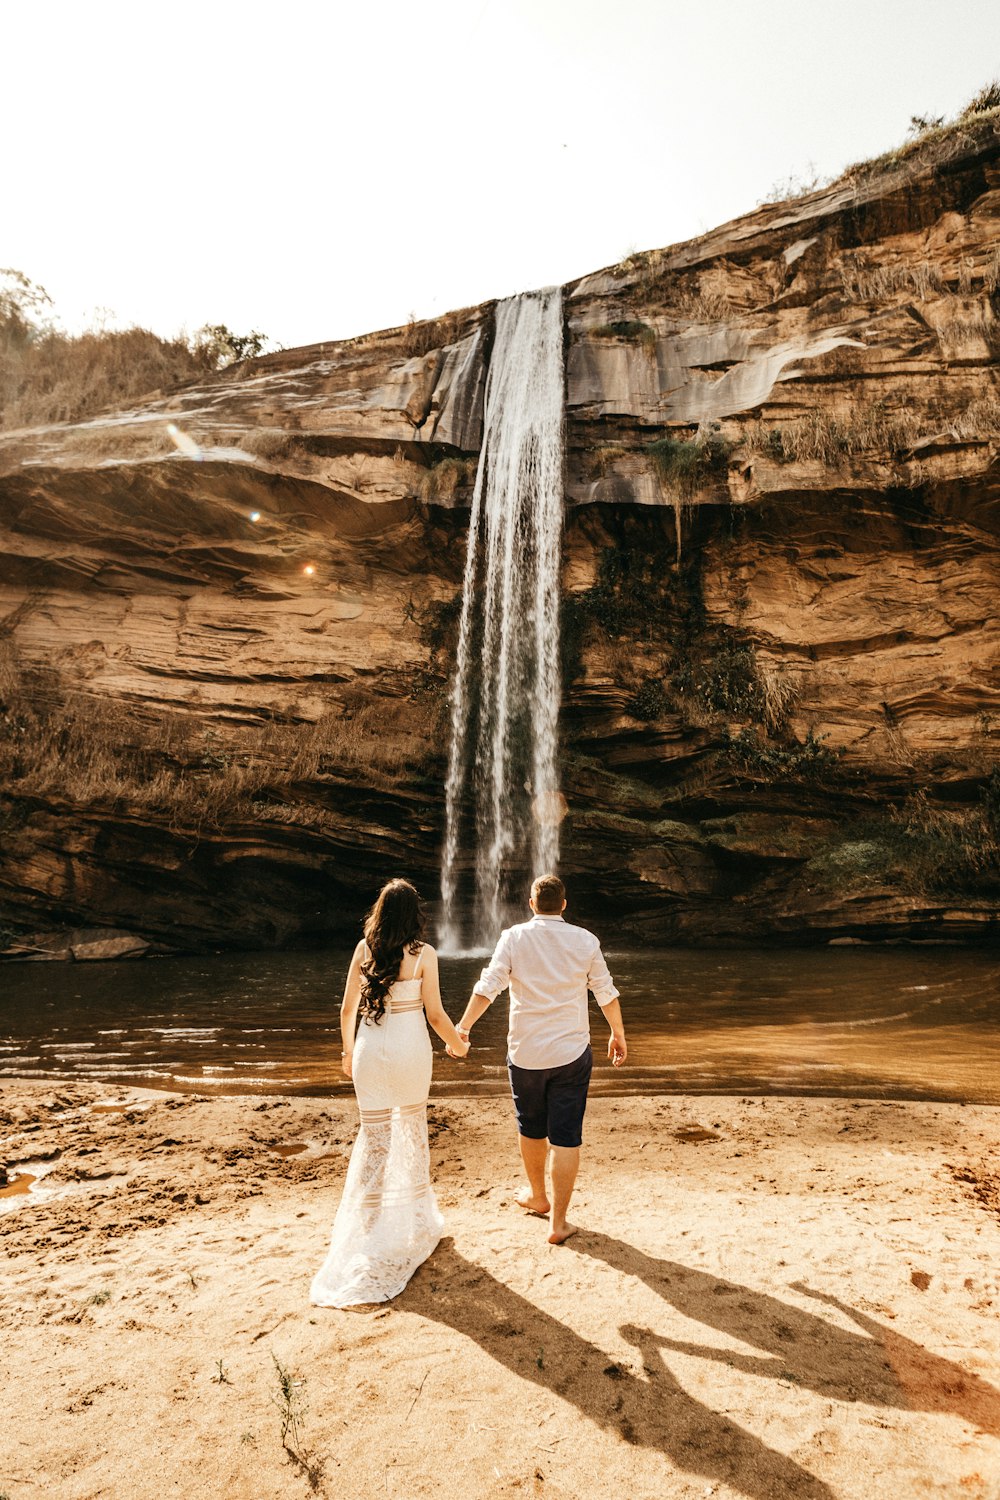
[
  {"xmin": 514, "ymin": 1191, "xmax": 550, "ymax": 1216},
  {"xmin": 547, "ymin": 1222, "xmax": 577, "ymax": 1245}
]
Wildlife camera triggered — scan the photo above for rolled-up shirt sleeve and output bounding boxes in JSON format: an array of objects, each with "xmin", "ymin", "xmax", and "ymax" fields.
[
  {"xmin": 472, "ymin": 930, "xmax": 513, "ymax": 1001},
  {"xmin": 588, "ymin": 940, "xmax": 620, "ymax": 1007}
]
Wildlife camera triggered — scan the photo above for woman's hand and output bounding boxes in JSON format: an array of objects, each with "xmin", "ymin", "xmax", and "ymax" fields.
[{"xmin": 341, "ymin": 1052, "xmax": 353, "ymax": 1079}]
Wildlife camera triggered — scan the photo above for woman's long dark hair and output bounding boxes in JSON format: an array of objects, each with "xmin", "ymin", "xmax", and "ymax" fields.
[{"xmin": 359, "ymin": 879, "xmax": 426, "ymax": 1024}]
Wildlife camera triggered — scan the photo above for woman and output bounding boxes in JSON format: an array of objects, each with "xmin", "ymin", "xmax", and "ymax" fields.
[{"xmin": 310, "ymin": 879, "xmax": 469, "ymax": 1308}]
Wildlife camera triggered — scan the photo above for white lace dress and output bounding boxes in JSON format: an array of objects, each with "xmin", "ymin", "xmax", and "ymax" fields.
[{"xmin": 310, "ymin": 970, "xmax": 443, "ymax": 1308}]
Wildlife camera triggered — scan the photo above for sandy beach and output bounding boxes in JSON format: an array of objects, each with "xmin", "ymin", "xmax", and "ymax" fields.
[{"xmin": 2, "ymin": 1080, "xmax": 999, "ymax": 1500}]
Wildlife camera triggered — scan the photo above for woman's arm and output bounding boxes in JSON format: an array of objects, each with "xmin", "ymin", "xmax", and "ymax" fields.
[
  {"xmin": 420, "ymin": 947, "xmax": 469, "ymax": 1057},
  {"xmin": 340, "ymin": 939, "xmax": 366, "ymax": 1078}
]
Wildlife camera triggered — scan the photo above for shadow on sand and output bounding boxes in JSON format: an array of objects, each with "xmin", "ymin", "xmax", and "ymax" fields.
[{"xmin": 400, "ymin": 1230, "xmax": 1000, "ymax": 1500}]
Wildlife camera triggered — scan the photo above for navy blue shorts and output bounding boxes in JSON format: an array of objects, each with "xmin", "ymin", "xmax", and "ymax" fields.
[{"xmin": 507, "ymin": 1045, "xmax": 593, "ymax": 1148}]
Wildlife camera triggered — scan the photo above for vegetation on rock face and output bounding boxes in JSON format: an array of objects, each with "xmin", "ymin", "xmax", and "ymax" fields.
[
  {"xmin": 591, "ymin": 320, "xmax": 658, "ymax": 356},
  {"xmin": 419, "ymin": 455, "xmax": 478, "ymax": 504},
  {"xmin": 807, "ymin": 778, "xmax": 1000, "ymax": 898},
  {"xmin": 564, "ymin": 525, "xmax": 810, "ymax": 759},
  {"xmin": 0, "ymin": 269, "xmax": 270, "ymax": 431},
  {"xmin": 722, "ymin": 726, "xmax": 837, "ymax": 778},
  {"xmin": 647, "ymin": 430, "xmax": 732, "ymax": 491},
  {"xmin": 744, "ymin": 404, "xmax": 921, "ymax": 466},
  {"xmin": 753, "ymin": 79, "xmax": 1000, "ymax": 205},
  {"xmin": 0, "ymin": 638, "xmax": 440, "ymax": 837},
  {"xmin": 840, "ymin": 80, "xmax": 1000, "ymax": 182},
  {"xmin": 401, "ymin": 309, "xmax": 465, "ymax": 358},
  {"xmin": 645, "ymin": 428, "xmax": 733, "ymax": 559},
  {"xmin": 193, "ymin": 325, "xmax": 269, "ymax": 367}
]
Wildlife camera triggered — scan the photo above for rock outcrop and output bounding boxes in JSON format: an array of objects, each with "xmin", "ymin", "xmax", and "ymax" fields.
[{"xmin": 1, "ymin": 116, "xmax": 998, "ymax": 953}]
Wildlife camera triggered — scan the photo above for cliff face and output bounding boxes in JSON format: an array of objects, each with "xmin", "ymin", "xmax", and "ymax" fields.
[{"xmin": 2, "ymin": 119, "xmax": 999, "ymax": 955}]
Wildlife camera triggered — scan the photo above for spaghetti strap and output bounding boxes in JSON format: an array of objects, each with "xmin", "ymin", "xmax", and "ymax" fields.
[{"xmin": 411, "ymin": 943, "xmax": 425, "ymax": 980}]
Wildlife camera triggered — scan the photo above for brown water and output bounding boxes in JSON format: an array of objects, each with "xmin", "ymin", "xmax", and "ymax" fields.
[{"xmin": 0, "ymin": 946, "xmax": 998, "ymax": 1104}]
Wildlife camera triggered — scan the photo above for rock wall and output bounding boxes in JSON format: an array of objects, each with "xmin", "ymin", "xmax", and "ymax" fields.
[{"xmin": 1, "ymin": 118, "xmax": 999, "ymax": 954}]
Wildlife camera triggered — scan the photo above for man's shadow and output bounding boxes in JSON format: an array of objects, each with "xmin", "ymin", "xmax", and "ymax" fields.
[
  {"xmin": 402, "ymin": 1238, "xmax": 835, "ymax": 1500},
  {"xmin": 573, "ymin": 1229, "xmax": 1000, "ymax": 1439}
]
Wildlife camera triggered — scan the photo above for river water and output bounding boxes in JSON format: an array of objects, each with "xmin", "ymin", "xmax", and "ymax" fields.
[{"xmin": 1, "ymin": 947, "xmax": 998, "ymax": 1104}]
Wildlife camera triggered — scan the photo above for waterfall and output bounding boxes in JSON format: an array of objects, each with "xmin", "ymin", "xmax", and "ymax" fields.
[{"xmin": 440, "ymin": 288, "xmax": 565, "ymax": 952}]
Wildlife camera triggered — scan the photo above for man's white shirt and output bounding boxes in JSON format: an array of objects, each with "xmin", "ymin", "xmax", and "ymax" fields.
[{"xmin": 472, "ymin": 914, "xmax": 620, "ymax": 1070}]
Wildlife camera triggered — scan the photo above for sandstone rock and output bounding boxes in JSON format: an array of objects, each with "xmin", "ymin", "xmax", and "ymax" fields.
[
  {"xmin": 69, "ymin": 934, "xmax": 150, "ymax": 962},
  {"xmin": 1, "ymin": 121, "xmax": 999, "ymax": 951}
]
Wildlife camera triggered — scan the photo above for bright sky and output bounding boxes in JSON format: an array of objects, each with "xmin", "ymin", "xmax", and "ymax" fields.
[{"xmin": 5, "ymin": 0, "xmax": 1000, "ymax": 351}]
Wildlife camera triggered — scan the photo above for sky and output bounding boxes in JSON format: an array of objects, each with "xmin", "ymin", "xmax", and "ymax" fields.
[{"xmin": 4, "ymin": 0, "xmax": 1000, "ymax": 351}]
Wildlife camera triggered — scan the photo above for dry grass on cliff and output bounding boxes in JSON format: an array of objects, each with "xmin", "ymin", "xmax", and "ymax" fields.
[
  {"xmin": 590, "ymin": 320, "xmax": 659, "ymax": 356},
  {"xmin": 954, "ymin": 397, "xmax": 1000, "ymax": 439},
  {"xmin": 278, "ymin": 701, "xmax": 436, "ymax": 781},
  {"xmin": 838, "ymin": 253, "xmax": 1000, "ymax": 305},
  {"xmin": 239, "ymin": 428, "xmax": 302, "ymax": 462},
  {"xmin": 838, "ymin": 87, "xmax": 1000, "ymax": 184},
  {"xmin": 748, "ymin": 391, "xmax": 1000, "ymax": 463},
  {"xmin": 419, "ymin": 456, "xmax": 478, "ymax": 504},
  {"xmin": 839, "ymin": 259, "xmax": 948, "ymax": 303},
  {"xmin": 0, "ymin": 654, "xmax": 441, "ymax": 833},
  {"xmin": 0, "ymin": 326, "xmax": 214, "ymax": 432},
  {"xmin": 935, "ymin": 309, "xmax": 1000, "ymax": 359},
  {"xmin": 400, "ymin": 310, "xmax": 465, "ymax": 358},
  {"xmin": 744, "ymin": 405, "xmax": 921, "ymax": 466},
  {"xmin": 610, "ymin": 251, "xmax": 742, "ymax": 322}
]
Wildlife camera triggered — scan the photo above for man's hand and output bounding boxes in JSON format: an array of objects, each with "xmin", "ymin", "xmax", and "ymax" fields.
[{"xmin": 608, "ymin": 1032, "xmax": 627, "ymax": 1067}]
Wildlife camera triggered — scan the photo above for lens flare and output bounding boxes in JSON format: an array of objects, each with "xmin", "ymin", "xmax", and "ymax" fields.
[
  {"xmin": 532, "ymin": 790, "xmax": 568, "ymax": 827},
  {"xmin": 303, "ymin": 564, "xmax": 315, "ymax": 576},
  {"xmin": 166, "ymin": 421, "xmax": 202, "ymax": 460},
  {"xmin": 249, "ymin": 511, "xmax": 261, "ymax": 522}
]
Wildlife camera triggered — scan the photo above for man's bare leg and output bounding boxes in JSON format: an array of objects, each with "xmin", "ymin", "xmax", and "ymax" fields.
[
  {"xmin": 516, "ymin": 1133, "xmax": 550, "ymax": 1215},
  {"xmin": 548, "ymin": 1145, "xmax": 580, "ymax": 1243}
]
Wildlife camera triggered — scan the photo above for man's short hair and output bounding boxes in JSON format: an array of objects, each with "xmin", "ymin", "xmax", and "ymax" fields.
[{"xmin": 531, "ymin": 874, "xmax": 566, "ymax": 914}]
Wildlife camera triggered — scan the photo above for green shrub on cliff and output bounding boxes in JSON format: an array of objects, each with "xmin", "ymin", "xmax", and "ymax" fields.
[
  {"xmin": 626, "ymin": 678, "xmax": 669, "ymax": 721},
  {"xmin": 807, "ymin": 803, "xmax": 1000, "ymax": 897},
  {"xmin": 674, "ymin": 642, "xmax": 765, "ymax": 721},
  {"xmin": 571, "ymin": 540, "xmax": 701, "ymax": 642},
  {"xmin": 722, "ymin": 726, "xmax": 837, "ymax": 778},
  {"xmin": 647, "ymin": 430, "xmax": 732, "ymax": 492}
]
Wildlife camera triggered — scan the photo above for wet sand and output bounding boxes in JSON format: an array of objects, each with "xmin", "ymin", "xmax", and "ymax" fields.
[{"xmin": 2, "ymin": 1081, "xmax": 999, "ymax": 1499}]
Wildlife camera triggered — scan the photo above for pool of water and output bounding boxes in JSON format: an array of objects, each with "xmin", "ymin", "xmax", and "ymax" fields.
[{"xmin": 0, "ymin": 946, "xmax": 998, "ymax": 1104}]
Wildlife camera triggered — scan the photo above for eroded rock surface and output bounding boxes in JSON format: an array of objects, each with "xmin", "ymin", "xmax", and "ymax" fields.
[{"xmin": 1, "ymin": 121, "xmax": 998, "ymax": 951}]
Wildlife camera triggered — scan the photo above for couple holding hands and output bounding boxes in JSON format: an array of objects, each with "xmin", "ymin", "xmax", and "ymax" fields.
[{"xmin": 310, "ymin": 874, "xmax": 627, "ymax": 1308}]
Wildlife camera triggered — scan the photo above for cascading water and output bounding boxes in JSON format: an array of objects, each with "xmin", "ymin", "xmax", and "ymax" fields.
[{"xmin": 440, "ymin": 288, "xmax": 565, "ymax": 952}]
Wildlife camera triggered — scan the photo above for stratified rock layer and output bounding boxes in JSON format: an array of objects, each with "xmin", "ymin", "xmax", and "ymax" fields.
[{"xmin": 1, "ymin": 120, "xmax": 999, "ymax": 953}]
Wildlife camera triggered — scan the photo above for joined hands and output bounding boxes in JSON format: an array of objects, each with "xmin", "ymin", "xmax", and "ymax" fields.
[{"xmin": 446, "ymin": 1026, "xmax": 471, "ymax": 1060}]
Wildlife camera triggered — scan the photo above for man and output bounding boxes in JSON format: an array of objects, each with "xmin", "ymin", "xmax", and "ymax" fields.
[{"xmin": 450, "ymin": 874, "xmax": 626, "ymax": 1244}]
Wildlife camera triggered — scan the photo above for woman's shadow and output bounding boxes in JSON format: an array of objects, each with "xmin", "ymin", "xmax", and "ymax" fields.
[{"xmin": 402, "ymin": 1237, "xmax": 835, "ymax": 1500}]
